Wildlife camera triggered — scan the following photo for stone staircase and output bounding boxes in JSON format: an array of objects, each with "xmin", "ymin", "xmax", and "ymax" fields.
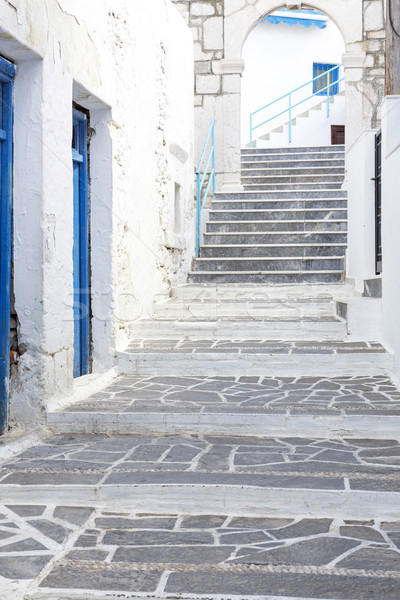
[
  {"xmin": 2, "ymin": 285, "xmax": 400, "ymax": 596},
  {"xmin": 190, "ymin": 145, "xmax": 347, "ymax": 284}
]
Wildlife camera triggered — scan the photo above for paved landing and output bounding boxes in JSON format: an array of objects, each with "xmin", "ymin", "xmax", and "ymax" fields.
[
  {"xmin": 1, "ymin": 433, "xmax": 400, "ymax": 521},
  {"xmin": 63, "ymin": 375, "xmax": 400, "ymax": 415},
  {"xmin": 48, "ymin": 375, "xmax": 400, "ymax": 440},
  {"xmin": 3, "ymin": 506, "xmax": 400, "ymax": 599}
]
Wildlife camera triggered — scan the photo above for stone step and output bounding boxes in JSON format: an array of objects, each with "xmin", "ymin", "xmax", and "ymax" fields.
[
  {"xmin": 127, "ymin": 317, "xmax": 346, "ymax": 342},
  {"xmin": 241, "ymin": 145, "xmax": 345, "ymax": 155},
  {"xmin": 150, "ymin": 297, "xmax": 336, "ymax": 319},
  {"xmin": 193, "ymin": 257, "xmax": 345, "ymax": 273},
  {"xmin": 199, "ymin": 244, "xmax": 347, "ymax": 258},
  {"xmin": 215, "ymin": 190, "xmax": 347, "ymax": 199},
  {"xmin": 208, "ymin": 209, "xmax": 347, "ymax": 221},
  {"xmin": 241, "ymin": 158, "xmax": 345, "ymax": 169},
  {"xmin": 2, "ymin": 431, "xmax": 399, "ymax": 520},
  {"xmin": 243, "ymin": 182, "xmax": 343, "ymax": 191},
  {"xmin": 242, "ymin": 174, "xmax": 344, "ymax": 185},
  {"xmin": 212, "ymin": 198, "xmax": 347, "ymax": 210},
  {"xmin": 203, "ymin": 232, "xmax": 347, "ymax": 245},
  {"xmin": 206, "ymin": 221, "xmax": 347, "ymax": 233},
  {"xmin": 189, "ymin": 271, "xmax": 345, "ymax": 284},
  {"xmin": 48, "ymin": 374, "xmax": 400, "ymax": 440},
  {"xmin": 27, "ymin": 508, "xmax": 400, "ymax": 600},
  {"xmin": 171, "ymin": 283, "xmax": 354, "ymax": 301},
  {"xmin": 241, "ymin": 166, "xmax": 345, "ymax": 177},
  {"xmin": 242, "ymin": 152, "xmax": 346, "ymax": 163},
  {"xmin": 117, "ymin": 340, "xmax": 391, "ymax": 377}
]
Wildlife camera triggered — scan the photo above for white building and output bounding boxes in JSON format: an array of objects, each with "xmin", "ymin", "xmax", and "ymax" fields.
[
  {"xmin": 0, "ymin": 0, "xmax": 195, "ymax": 433},
  {"xmin": 3, "ymin": 0, "xmax": 400, "ymax": 433}
]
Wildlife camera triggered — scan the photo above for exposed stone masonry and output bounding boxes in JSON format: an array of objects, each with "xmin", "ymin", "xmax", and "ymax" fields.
[
  {"xmin": 171, "ymin": 0, "xmax": 386, "ymax": 128},
  {"xmin": 362, "ymin": 0, "xmax": 386, "ymax": 127},
  {"xmin": 172, "ymin": 0, "xmax": 224, "ymax": 108}
]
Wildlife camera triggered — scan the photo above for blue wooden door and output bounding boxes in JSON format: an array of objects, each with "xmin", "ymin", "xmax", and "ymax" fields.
[
  {"xmin": 0, "ymin": 57, "xmax": 16, "ymax": 434},
  {"xmin": 72, "ymin": 109, "xmax": 90, "ymax": 378}
]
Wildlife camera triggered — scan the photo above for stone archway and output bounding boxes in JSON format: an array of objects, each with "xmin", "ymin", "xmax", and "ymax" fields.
[{"xmin": 171, "ymin": 0, "xmax": 385, "ymax": 192}]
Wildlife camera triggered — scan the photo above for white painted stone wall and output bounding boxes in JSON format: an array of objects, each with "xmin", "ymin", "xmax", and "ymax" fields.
[
  {"xmin": 241, "ymin": 17, "xmax": 345, "ymax": 147},
  {"xmin": 348, "ymin": 96, "xmax": 400, "ymax": 383},
  {"xmin": 0, "ymin": 0, "xmax": 194, "ymax": 430},
  {"xmin": 346, "ymin": 130, "xmax": 378, "ymax": 292},
  {"xmin": 380, "ymin": 96, "xmax": 400, "ymax": 382}
]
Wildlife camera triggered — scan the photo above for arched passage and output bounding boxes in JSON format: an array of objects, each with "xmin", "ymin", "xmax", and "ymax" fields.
[
  {"xmin": 214, "ymin": 0, "xmax": 367, "ymax": 192},
  {"xmin": 241, "ymin": 8, "xmax": 346, "ymax": 148}
]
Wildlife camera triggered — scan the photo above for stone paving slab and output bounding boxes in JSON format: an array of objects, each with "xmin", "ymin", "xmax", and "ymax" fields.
[
  {"xmin": 14, "ymin": 510, "xmax": 400, "ymax": 599},
  {"xmin": 58, "ymin": 375, "xmax": 400, "ymax": 416},
  {"xmin": 0, "ymin": 503, "xmax": 94, "ymax": 600}
]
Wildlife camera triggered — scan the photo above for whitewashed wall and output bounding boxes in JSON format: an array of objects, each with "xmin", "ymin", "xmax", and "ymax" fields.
[
  {"xmin": 381, "ymin": 97, "xmax": 400, "ymax": 382},
  {"xmin": 346, "ymin": 130, "xmax": 377, "ymax": 292},
  {"xmin": 0, "ymin": 0, "xmax": 194, "ymax": 429},
  {"xmin": 241, "ymin": 17, "xmax": 345, "ymax": 147}
]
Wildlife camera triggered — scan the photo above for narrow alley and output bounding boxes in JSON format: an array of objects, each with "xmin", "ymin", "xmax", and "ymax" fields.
[{"xmin": 1, "ymin": 1, "xmax": 400, "ymax": 599}]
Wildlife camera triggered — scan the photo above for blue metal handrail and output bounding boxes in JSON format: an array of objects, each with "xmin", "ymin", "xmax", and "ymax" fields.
[
  {"xmin": 250, "ymin": 64, "xmax": 344, "ymax": 146},
  {"xmin": 196, "ymin": 119, "xmax": 215, "ymax": 257}
]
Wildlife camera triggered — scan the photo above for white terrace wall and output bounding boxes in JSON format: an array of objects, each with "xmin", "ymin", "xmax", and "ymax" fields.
[
  {"xmin": 1, "ymin": 0, "xmax": 194, "ymax": 430},
  {"xmin": 172, "ymin": 0, "xmax": 386, "ymax": 190}
]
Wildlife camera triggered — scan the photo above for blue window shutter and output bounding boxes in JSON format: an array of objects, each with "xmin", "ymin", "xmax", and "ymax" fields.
[{"xmin": 313, "ymin": 63, "xmax": 339, "ymax": 96}]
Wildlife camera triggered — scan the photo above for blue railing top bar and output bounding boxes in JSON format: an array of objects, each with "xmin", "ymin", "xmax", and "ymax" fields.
[
  {"xmin": 196, "ymin": 119, "xmax": 215, "ymax": 257},
  {"xmin": 250, "ymin": 64, "xmax": 344, "ymax": 146}
]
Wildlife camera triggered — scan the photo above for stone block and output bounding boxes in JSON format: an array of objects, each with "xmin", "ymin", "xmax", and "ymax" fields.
[
  {"xmin": 223, "ymin": 74, "xmax": 240, "ymax": 94},
  {"xmin": 365, "ymin": 39, "xmax": 383, "ymax": 52},
  {"xmin": 368, "ymin": 68, "xmax": 385, "ymax": 77},
  {"xmin": 191, "ymin": 26, "xmax": 200, "ymax": 42},
  {"xmin": 191, "ymin": 2, "xmax": 215, "ymax": 17},
  {"xmin": 193, "ymin": 41, "xmax": 214, "ymax": 61},
  {"xmin": 194, "ymin": 60, "xmax": 212, "ymax": 74},
  {"xmin": 364, "ymin": 0, "xmax": 384, "ymax": 31},
  {"xmin": 364, "ymin": 54, "xmax": 375, "ymax": 68},
  {"xmin": 196, "ymin": 74, "xmax": 221, "ymax": 94},
  {"xmin": 367, "ymin": 29, "xmax": 385, "ymax": 39},
  {"xmin": 203, "ymin": 17, "xmax": 224, "ymax": 50}
]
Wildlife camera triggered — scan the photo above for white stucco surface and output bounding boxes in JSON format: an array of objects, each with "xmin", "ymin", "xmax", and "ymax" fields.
[{"xmin": 0, "ymin": 0, "xmax": 194, "ymax": 430}]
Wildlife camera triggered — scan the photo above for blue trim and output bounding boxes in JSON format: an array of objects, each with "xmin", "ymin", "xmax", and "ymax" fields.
[
  {"xmin": 72, "ymin": 109, "xmax": 90, "ymax": 378},
  {"xmin": 0, "ymin": 57, "xmax": 15, "ymax": 434},
  {"xmin": 266, "ymin": 15, "xmax": 327, "ymax": 28},
  {"xmin": 263, "ymin": 9, "xmax": 327, "ymax": 29},
  {"xmin": 0, "ymin": 57, "xmax": 16, "ymax": 80}
]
